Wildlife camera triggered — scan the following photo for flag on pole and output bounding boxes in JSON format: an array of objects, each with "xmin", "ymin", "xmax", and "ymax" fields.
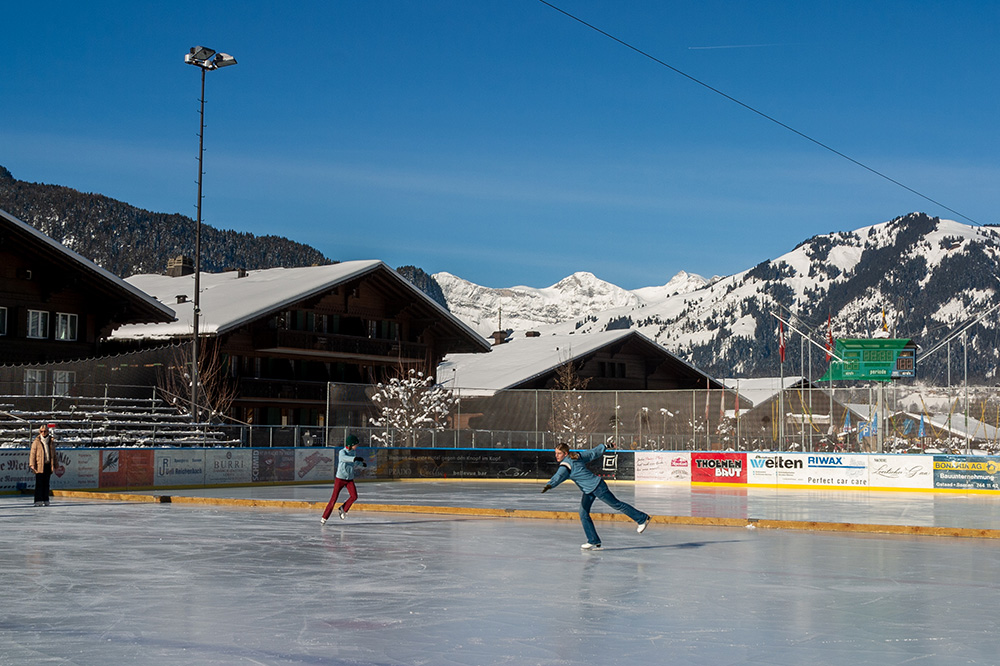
[
  {"xmin": 779, "ymin": 321, "xmax": 786, "ymax": 363},
  {"xmin": 842, "ymin": 410, "xmax": 850, "ymax": 433},
  {"xmin": 704, "ymin": 378, "xmax": 710, "ymax": 431},
  {"xmin": 825, "ymin": 314, "xmax": 834, "ymax": 362}
]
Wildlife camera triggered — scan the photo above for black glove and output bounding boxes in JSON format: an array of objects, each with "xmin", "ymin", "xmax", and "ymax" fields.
[
  {"xmin": 541, "ymin": 485, "xmax": 552, "ymax": 494},
  {"xmin": 354, "ymin": 456, "xmax": 365, "ymax": 463}
]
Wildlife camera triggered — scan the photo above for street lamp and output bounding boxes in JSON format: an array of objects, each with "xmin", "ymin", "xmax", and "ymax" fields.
[{"xmin": 184, "ymin": 45, "xmax": 237, "ymax": 422}]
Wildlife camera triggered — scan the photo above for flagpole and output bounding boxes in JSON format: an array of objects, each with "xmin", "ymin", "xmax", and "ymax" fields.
[{"xmin": 779, "ymin": 321, "xmax": 785, "ymax": 451}]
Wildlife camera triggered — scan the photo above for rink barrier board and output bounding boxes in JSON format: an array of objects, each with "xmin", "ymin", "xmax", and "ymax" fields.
[
  {"xmin": 5, "ymin": 447, "xmax": 1000, "ymax": 494},
  {"xmin": 50, "ymin": 489, "xmax": 1000, "ymax": 539}
]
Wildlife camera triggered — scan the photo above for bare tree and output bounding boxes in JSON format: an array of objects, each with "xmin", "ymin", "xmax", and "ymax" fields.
[
  {"xmin": 157, "ymin": 340, "xmax": 238, "ymax": 422},
  {"xmin": 549, "ymin": 362, "xmax": 595, "ymax": 447}
]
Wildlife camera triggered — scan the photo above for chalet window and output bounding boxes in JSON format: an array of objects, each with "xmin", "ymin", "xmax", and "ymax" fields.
[
  {"xmin": 53, "ymin": 370, "xmax": 75, "ymax": 396},
  {"xmin": 0, "ymin": 306, "xmax": 6, "ymax": 336},
  {"xmin": 56, "ymin": 313, "xmax": 78, "ymax": 341},
  {"xmin": 368, "ymin": 320, "xmax": 398, "ymax": 340},
  {"xmin": 598, "ymin": 361, "xmax": 626, "ymax": 378},
  {"xmin": 24, "ymin": 369, "xmax": 46, "ymax": 396},
  {"xmin": 27, "ymin": 310, "xmax": 48, "ymax": 339}
]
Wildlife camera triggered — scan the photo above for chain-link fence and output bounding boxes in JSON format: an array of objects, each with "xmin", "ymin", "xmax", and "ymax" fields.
[{"xmin": 329, "ymin": 382, "xmax": 1000, "ymax": 454}]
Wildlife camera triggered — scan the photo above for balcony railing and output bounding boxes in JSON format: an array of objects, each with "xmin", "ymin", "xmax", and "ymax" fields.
[
  {"xmin": 237, "ymin": 378, "xmax": 328, "ymax": 401},
  {"xmin": 253, "ymin": 330, "xmax": 426, "ymax": 359}
]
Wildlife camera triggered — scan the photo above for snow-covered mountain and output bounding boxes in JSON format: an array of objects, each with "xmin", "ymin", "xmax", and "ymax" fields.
[
  {"xmin": 435, "ymin": 214, "xmax": 1000, "ymax": 383},
  {"xmin": 434, "ymin": 270, "xmax": 710, "ymax": 337}
]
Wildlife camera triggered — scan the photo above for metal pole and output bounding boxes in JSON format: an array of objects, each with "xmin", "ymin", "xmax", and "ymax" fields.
[
  {"xmin": 191, "ymin": 66, "xmax": 206, "ymax": 424},
  {"xmin": 964, "ymin": 330, "xmax": 970, "ymax": 454}
]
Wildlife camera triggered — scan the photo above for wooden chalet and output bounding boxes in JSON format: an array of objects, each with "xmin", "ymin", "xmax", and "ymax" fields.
[
  {"xmin": 0, "ymin": 208, "xmax": 175, "ymax": 383},
  {"xmin": 112, "ymin": 261, "xmax": 491, "ymax": 426}
]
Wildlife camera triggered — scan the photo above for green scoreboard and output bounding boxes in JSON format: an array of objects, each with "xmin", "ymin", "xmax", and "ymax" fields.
[{"xmin": 820, "ymin": 338, "xmax": 917, "ymax": 382}]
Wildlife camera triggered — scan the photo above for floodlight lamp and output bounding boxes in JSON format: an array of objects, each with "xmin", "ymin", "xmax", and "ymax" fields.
[
  {"xmin": 189, "ymin": 46, "xmax": 216, "ymax": 62},
  {"xmin": 211, "ymin": 52, "xmax": 238, "ymax": 69}
]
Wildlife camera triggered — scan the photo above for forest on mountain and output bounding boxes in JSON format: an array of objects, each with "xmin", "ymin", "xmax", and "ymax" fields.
[{"xmin": 0, "ymin": 166, "xmax": 330, "ymax": 277}]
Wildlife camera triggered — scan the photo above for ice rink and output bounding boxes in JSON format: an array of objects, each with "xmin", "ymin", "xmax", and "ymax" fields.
[{"xmin": 5, "ymin": 480, "xmax": 1000, "ymax": 665}]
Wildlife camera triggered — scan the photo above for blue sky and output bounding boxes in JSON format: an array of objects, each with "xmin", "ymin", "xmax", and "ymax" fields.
[{"xmin": 4, "ymin": 1, "xmax": 998, "ymax": 289}]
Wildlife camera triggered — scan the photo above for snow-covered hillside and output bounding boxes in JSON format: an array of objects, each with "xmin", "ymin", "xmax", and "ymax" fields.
[
  {"xmin": 435, "ymin": 214, "xmax": 1000, "ymax": 382},
  {"xmin": 434, "ymin": 270, "xmax": 708, "ymax": 337}
]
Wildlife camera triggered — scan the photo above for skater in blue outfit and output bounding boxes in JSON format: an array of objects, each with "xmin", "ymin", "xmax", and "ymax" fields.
[{"xmin": 541, "ymin": 442, "xmax": 650, "ymax": 550}]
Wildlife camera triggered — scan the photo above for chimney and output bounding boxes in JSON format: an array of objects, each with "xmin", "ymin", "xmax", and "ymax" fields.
[
  {"xmin": 491, "ymin": 330, "xmax": 509, "ymax": 346},
  {"xmin": 166, "ymin": 255, "xmax": 194, "ymax": 277},
  {"xmin": 525, "ymin": 331, "xmax": 540, "ymax": 338}
]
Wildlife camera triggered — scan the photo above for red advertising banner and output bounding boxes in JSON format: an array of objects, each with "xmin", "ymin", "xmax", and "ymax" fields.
[
  {"xmin": 691, "ymin": 452, "xmax": 747, "ymax": 483},
  {"xmin": 99, "ymin": 450, "xmax": 154, "ymax": 489}
]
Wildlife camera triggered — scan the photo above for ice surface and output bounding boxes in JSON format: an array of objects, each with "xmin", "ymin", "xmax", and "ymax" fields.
[{"xmin": 4, "ymin": 482, "xmax": 1000, "ymax": 665}]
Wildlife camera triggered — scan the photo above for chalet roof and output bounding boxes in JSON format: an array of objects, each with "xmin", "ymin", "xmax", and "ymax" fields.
[
  {"xmin": 719, "ymin": 376, "xmax": 810, "ymax": 407},
  {"xmin": 0, "ymin": 207, "xmax": 175, "ymax": 324},
  {"xmin": 439, "ymin": 329, "xmax": 724, "ymax": 396},
  {"xmin": 112, "ymin": 260, "xmax": 490, "ymax": 351}
]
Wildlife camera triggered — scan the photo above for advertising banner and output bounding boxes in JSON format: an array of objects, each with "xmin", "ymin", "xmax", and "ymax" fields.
[
  {"xmin": 0, "ymin": 451, "xmax": 32, "ymax": 492},
  {"xmin": 933, "ymin": 456, "xmax": 1000, "ymax": 490},
  {"xmin": 295, "ymin": 449, "xmax": 336, "ymax": 482},
  {"xmin": 691, "ymin": 452, "xmax": 746, "ymax": 483},
  {"xmin": 868, "ymin": 455, "xmax": 933, "ymax": 489},
  {"xmin": 799, "ymin": 454, "xmax": 869, "ymax": 488},
  {"xmin": 154, "ymin": 450, "xmax": 206, "ymax": 487},
  {"xmin": 53, "ymin": 449, "xmax": 100, "ymax": 490},
  {"xmin": 99, "ymin": 449, "xmax": 154, "ymax": 489},
  {"xmin": 205, "ymin": 449, "xmax": 252, "ymax": 485},
  {"xmin": 634, "ymin": 452, "xmax": 690, "ymax": 482},
  {"xmin": 252, "ymin": 449, "xmax": 296, "ymax": 483},
  {"xmin": 383, "ymin": 448, "xmax": 553, "ymax": 480},
  {"xmin": 745, "ymin": 453, "xmax": 806, "ymax": 485}
]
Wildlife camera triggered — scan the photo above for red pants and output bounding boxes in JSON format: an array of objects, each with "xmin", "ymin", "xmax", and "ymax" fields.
[{"xmin": 322, "ymin": 478, "xmax": 358, "ymax": 520}]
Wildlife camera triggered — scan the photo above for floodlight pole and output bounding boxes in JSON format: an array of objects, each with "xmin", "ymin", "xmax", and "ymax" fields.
[
  {"xmin": 192, "ymin": 65, "xmax": 206, "ymax": 423},
  {"xmin": 185, "ymin": 46, "xmax": 237, "ymax": 423}
]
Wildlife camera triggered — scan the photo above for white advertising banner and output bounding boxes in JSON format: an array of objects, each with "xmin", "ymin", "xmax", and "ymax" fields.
[
  {"xmin": 295, "ymin": 449, "xmax": 336, "ymax": 482},
  {"xmin": 154, "ymin": 450, "xmax": 207, "ymax": 487},
  {"xmin": 746, "ymin": 453, "xmax": 870, "ymax": 488},
  {"xmin": 52, "ymin": 449, "xmax": 101, "ymax": 490},
  {"xmin": 634, "ymin": 452, "xmax": 691, "ymax": 482},
  {"xmin": 867, "ymin": 455, "xmax": 933, "ymax": 489},
  {"xmin": 0, "ymin": 451, "xmax": 32, "ymax": 492},
  {"xmin": 204, "ymin": 449, "xmax": 252, "ymax": 485}
]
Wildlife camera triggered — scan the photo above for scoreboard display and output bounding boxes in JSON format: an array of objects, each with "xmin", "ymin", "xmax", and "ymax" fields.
[{"xmin": 820, "ymin": 339, "xmax": 917, "ymax": 382}]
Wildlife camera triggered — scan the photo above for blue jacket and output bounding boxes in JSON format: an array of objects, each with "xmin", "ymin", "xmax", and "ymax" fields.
[
  {"xmin": 546, "ymin": 443, "xmax": 606, "ymax": 494},
  {"xmin": 336, "ymin": 447, "xmax": 364, "ymax": 481}
]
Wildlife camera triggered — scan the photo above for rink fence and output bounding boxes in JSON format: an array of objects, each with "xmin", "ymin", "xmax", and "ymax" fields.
[{"xmin": 2, "ymin": 447, "xmax": 1000, "ymax": 494}]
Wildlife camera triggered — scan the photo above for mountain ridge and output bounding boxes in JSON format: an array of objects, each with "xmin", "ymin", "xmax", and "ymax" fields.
[{"xmin": 436, "ymin": 213, "xmax": 1000, "ymax": 383}]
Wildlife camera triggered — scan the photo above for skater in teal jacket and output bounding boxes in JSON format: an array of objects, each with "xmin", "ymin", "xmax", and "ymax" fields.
[
  {"xmin": 321, "ymin": 435, "xmax": 366, "ymax": 524},
  {"xmin": 542, "ymin": 442, "xmax": 650, "ymax": 550}
]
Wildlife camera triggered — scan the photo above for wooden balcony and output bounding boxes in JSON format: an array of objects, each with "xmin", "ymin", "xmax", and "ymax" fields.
[{"xmin": 250, "ymin": 330, "xmax": 426, "ymax": 362}]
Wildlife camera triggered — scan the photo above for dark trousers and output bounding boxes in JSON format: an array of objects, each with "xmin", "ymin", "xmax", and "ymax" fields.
[
  {"xmin": 34, "ymin": 463, "xmax": 52, "ymax": 503},
  {"xmin": 322, "ymin": 478, "xmax": 358, "ymax": 519}
]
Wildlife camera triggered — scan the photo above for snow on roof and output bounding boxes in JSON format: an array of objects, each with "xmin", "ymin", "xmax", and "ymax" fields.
[
  {"xmin": 900, "ymin": 412, "xmax": 1000, "ymax": 441},
  {"xmin": 720, "ymin": 376, "xmax": 807, "ymax": 407},
  {"xmin": 1, "ymin": 207, "xmax": 174, "ymax": 322},
  {"xmin": 439, "ymin": 329, "xmax": 676, "ymax": 395},
  {"xmin": 112, "ymin": 260, "xmax": 485, "ymax": 344}
]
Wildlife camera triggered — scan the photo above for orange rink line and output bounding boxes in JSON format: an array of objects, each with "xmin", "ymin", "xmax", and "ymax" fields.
[{"xmin": 52, "ymin": 490, "xmax": 1000, "ymax": 540}]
